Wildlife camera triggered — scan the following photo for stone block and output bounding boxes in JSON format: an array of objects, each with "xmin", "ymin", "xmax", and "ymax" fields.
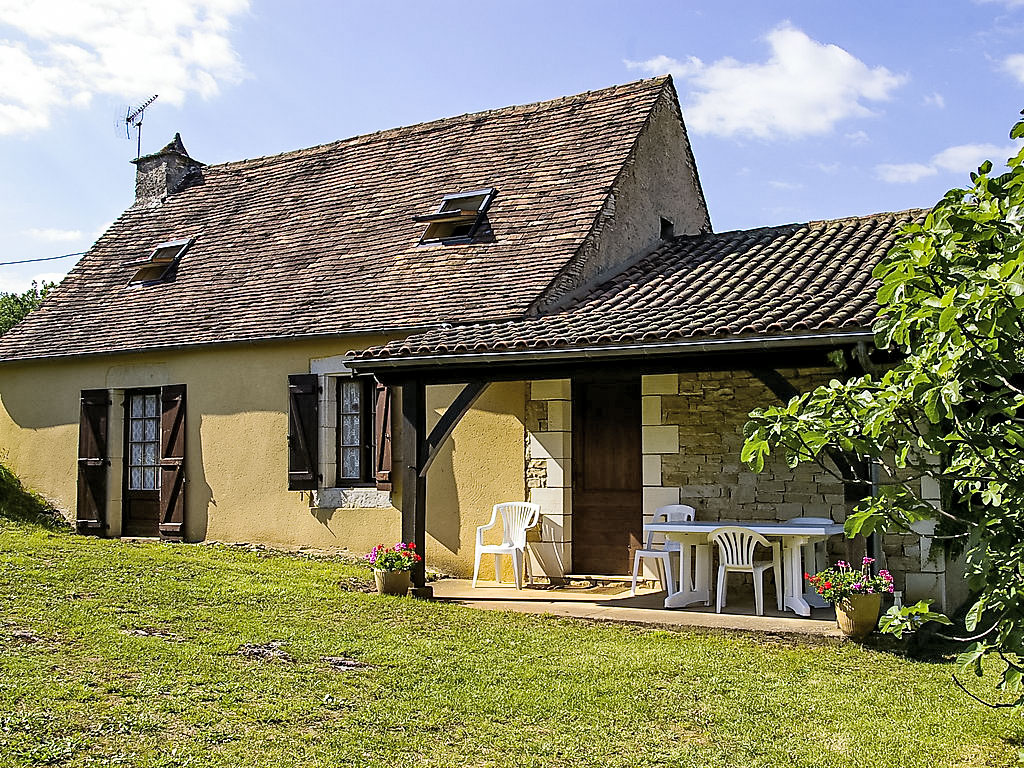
[
  {"xmin": 642, "ymin": 454, "xmax": 662, "ymax": 486},
  {"xmin": 547, "ymin": 399, "xmax": 571, "ymax": 431},
  {"xmin": 642, "ymin": 425, "xmax": 679, "ymax": 454},
  {"xmin": 527, "ymin": 541, "xmax": 570, "ymax": 578},
  {"xmin": 531, "ymin": 379, "xmax": 571, "ymax": 400},
  {"xmin": 678, "ymin": 484, "xmax": 722, "ymax": 499},
  {"xmin": 642, "ymin": 396, "xmax": 662, "ymax": 426},
  {"xmin": 905, "ymin": 572, "xmax": 946, "ymax": 609},
  {"xmin": 643, "ymin": 486, "xmax": 680, "ymax": 516},
  {"xmin": 529, "ymin": 431, "xmax": 570, "ymax": 460},
  {"xmin": 642, "ymin": 374, "xmax": 678, "ymax": 395},
  {"xmin": 545, "ymin": 458, "xmax": 568, "ymax": 488},
  {"xmin": 529, "ymin": 487, "xmax": 572, "ymax": 516},
  {"xmin": 536, "ymin": 512, "xmax": 570, "ymax": 542}
]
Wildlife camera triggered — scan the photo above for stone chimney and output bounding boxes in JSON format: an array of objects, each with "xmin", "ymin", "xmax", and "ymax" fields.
[{"xmin": 131, "ymin": 133, "xmax": 204, "ymax": 205}]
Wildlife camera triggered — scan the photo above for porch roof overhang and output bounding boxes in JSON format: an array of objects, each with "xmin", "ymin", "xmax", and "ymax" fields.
[{"xmin": 347, "ymin": 329, "xmax": 875, "ymax": 384}]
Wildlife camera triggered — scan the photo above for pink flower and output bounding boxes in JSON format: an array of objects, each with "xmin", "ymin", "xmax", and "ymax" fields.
[
  {"xmin": 862, "ymin": 557, "xmax": 875, "ymax": 565},
  {"xmin": 836, "ymin": 560, "xmax": 847, "ymax": 568}
]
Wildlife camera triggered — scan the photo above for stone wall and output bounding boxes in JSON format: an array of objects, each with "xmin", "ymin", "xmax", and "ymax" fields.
[
  {"xmin": 641, "ymin": 370, "xmax": 847, "ymax": 524},
  {"xmin": 517, "ymin": 369, "xmax": 959, "ymax": 608},
  {"xmin": 640, "ymin": 369, "xmax": 959, "ymax": 608},
  {"xmin": 524, "ymin": 380, "xmax": 572, "ymax": 578}
]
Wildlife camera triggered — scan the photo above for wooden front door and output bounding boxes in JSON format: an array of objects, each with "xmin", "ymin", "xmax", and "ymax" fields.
[
  {"xmin": 571, "ymin": 377, "xmax": 643, "ymax": 575},
  {"xmin": 122, "ymin": 389, "xmax": 161, "ymax": 537}
]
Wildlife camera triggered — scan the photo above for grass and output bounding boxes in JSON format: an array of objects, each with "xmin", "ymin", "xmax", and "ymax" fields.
[{"xmin": 0, "ymin": 510, "xmax": 1021, "ymax": 767}]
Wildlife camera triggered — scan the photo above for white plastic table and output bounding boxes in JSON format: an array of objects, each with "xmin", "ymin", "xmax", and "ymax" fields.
[{"xmin": 641, "ymin": 520, "xmax": 844, "ymax": 616}]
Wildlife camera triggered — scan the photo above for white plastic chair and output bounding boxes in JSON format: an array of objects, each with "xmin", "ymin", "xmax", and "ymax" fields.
[
  {"xmin": 708, "ymin": 526, "xmax": 783, "ymax": 616},
  {"xmin": 631, "ymin": 504, "xmax": 696, "ymax": 595},
  {"xmin": 472, "ymin": 502, "xmax": 540, "ymax": 590}
]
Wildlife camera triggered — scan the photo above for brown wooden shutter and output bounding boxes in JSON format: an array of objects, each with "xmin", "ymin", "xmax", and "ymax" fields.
[
  {"xmin": 373, "ymin": 379, "xmax": 392, "ymax": 491},
  {"xmin": 288, "ymin": 374, "xmax": 320, "ymax": 490},
  {"xmin": 76, "ymin": 389, "xmax": 109, "ymax": 535},
  {"xmin": 159, "ymin": 384, "xmax": 186, "ymax": 540}
]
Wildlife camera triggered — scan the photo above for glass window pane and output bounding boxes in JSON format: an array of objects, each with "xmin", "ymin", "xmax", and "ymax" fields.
[
  {"xmin": 130, "ymin": 467, "xmax": 143, "ymax": 489},
  {"xmin": 144, "ymin": 419, "xmax": 158, "ymax": 441},
  {"xmin": 342, "ymin": 447, "xmax": 360, "ymax": 479},
  {"xmin": 341, "ymin": 381, "xmax": 361, "ymax": 413},
  {"xmin": 130, "ymin": 444, "xmax": 143, "ymax": 466},
  {"xmin": 341, "ymin": 414, "xmax": 359, "ymax": 446},
  {"xmin": 143, "ymin": 443, "xmax": 158, "ymax": 465},
  {"xmin": 130, "ymin": 396, "xmax": 143, "ymax": 417},
  {"xmin": 130, "ymin": 419, "xmax": 144, "ymax": 441},
  {"xmin": 145, "ymin": 395, "xmax": 158, "ymax": 417},
  {"xmin": 143, "ymin": 468, "xmax": 157, "ymax": 490}
]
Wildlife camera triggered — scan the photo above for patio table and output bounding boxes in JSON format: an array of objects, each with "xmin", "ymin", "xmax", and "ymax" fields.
[{"xmin": 641, "ymin": 520, "xmax": 844, "ymax": 616}]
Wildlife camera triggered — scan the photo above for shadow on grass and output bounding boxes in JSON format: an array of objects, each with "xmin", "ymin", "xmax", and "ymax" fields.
[{"xmin": 0, "ymin": 462, "xmax": 68, "ymax": 531}]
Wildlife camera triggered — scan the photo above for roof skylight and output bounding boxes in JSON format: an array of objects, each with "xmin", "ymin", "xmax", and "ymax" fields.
[
  {"xmin": 414, "ymin": 188, "xmax": 497, "ymax": 244},
  {"xmin": 128, "ymin": 238, "xmax": 192, "ymax": 285}
]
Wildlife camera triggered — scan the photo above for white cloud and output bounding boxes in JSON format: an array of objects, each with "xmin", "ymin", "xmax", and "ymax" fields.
[
  {"xmin": 0, "ymin": 270, "xmax": 65, "ymax": 294},
  {"xmin": 923, "ymin": 92, "xmax": 945, "ymax": 108},
  {"xmin": 0, "ymin": 0, "xmax": 249, "ymax": 136},
  {"xmin": 625, "ymin": 23, "xmax": 905, "ymax": 140},
  {"xmin": 844, "ymin": 130, "xmax": 870, "ymax": 145},
  {"xmin": 1003, "ymin": 53, "xmax": 1024, "ymax": 84},
  {"xmin": 814, "ymin": 161, "xmax": 841, "ymax": 174},
  {"xmin": 875, "ymin": 163, "xmax": 938, "ymax": 184},
  {"xmin": 22, "ymin": 227, "xmax": 83, "ymax": 242},
  {"xmin": 875, "ymin": 142, "xmax": 1019, "ymax": 183},
  {"xmin": 768, "ymin": 180, "xmax": 803, "ymax": 190}
]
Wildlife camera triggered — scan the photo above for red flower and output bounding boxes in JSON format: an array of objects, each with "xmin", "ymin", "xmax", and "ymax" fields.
[
  {"xmin": 803, "ymin": 572, "xmax": 811, "ymax": 580},
  {"xmin": 823, "ymin": 581, "xmax": 832, "ymax": 589}
]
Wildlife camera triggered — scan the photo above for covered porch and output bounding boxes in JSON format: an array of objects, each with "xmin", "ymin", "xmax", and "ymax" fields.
[
  {"xmin": 346, "ymin": 211, "xmax": 958, "ymax": 617},
  {"xmin": 353, "ymin": 336, "xmax": 881, "ymax": 616}
]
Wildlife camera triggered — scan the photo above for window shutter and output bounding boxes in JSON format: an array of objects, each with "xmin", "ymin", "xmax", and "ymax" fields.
[
  {"xmin": 159, "ymin": 384, "xmax": 186, "ymax": 540},
  {"xmin": 374, "ymin": 379, "xmax": 392, "ymax": 491},
  {"xmin": 288, "ymin": 374, "xmax": 320, "ymax": 490},
  {"xmin": 76, "ymin": 389, "xmax": 109, "ymax": 535}
]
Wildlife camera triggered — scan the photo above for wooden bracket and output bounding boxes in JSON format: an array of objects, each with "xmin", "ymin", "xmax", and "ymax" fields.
[{"xmin": 418, "ymin": 381, "xmax": 489, "ymax": 477}]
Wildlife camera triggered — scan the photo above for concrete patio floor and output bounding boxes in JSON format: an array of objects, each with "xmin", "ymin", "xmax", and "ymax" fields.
[{"xmin": 432, "ymin": 579, "xmax": 843, "ymax": 637}]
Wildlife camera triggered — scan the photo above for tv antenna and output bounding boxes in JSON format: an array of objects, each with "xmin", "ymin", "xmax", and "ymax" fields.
[{"xmin": 123, "ymin": 94, "xmax": 159, "ymax": 160}]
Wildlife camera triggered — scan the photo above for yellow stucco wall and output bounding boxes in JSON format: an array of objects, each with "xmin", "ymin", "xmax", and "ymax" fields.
[{"xmin": 0, "ymin": 339, "xmax": 526, "ymax": 576}]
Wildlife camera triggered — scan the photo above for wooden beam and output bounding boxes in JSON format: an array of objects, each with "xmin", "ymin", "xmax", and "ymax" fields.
[
  {"xmin": 400, "ymin": 378, "xmax": 431, "ymax": 596},
  {"xmin": 419, "ymin": 381, "xmax": 489, "ymax": 477},
  {"xmin": 369, "ymin": 347, "xmax": 850, "ymax": 388}
]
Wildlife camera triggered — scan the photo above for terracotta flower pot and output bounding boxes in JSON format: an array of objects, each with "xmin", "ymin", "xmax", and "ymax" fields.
[
  {"xmin": 373, "ymin": 569, "xmax": 411, "ymax": 596},
  {"xmin": 835, "ymin": 593, "xmax": 882, "ymax": 639}
]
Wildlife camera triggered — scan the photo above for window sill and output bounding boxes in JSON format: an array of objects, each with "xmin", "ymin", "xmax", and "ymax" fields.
[{"xmin": 313, "ymin": 486, "xmax": 393, "ymax": 510}]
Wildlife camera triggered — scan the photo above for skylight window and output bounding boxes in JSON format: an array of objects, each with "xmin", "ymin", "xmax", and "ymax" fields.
[
  {"xmin": 414, "ymin": 188, "xmax": 497, "ymax": 244},
  {"xmin": 128, "ymin": 238, "xmax": 192, "ymax": 285}
]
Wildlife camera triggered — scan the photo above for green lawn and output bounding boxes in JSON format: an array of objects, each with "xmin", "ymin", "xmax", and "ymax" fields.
[{"xmin": 0, "ymin": 515, "xmax": 1020, "ymax": 768}]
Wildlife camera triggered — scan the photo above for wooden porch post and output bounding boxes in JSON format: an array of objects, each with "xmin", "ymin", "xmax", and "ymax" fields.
[{"xmin": 400, "ymin": 378, "xmax": 432, "ymax": 597}]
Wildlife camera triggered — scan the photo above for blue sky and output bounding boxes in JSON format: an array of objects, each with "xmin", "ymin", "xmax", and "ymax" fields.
[{"xmin": 1, "ymin": 0, "xmax": 1022, "ymax": 292}]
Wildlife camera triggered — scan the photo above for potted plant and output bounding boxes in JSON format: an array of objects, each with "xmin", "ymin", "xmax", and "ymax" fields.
[
  {"xmin": 805, "ymin": 557, "xmax": 894, "ymax": 639},
  {"xmin": 365, "ymin": 542, "xmax": 422, "ymax": 596}
]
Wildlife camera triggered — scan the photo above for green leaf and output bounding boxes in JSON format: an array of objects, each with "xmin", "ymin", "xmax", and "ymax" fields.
[{"xmin": 965, "ymin": 597, "xmax": 986, "ymax": 632}]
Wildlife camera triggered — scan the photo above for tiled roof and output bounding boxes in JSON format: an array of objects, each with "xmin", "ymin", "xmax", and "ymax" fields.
[
  {"xmin": 0, "ymin": 78, "xmax": 672, "ymax": 361},
  {"xmin": 355, "ymin": 210, "xmax": 923, "ymax": 362}
]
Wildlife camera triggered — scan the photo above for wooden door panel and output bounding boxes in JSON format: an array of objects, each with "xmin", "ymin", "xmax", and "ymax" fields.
[{"xmin": 572, "ymin": 378, "xmax": 642, "ymax": 575}]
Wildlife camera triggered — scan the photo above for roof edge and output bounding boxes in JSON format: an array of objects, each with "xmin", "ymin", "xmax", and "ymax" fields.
[
  {"xmin": 348, "ymin": 330, "xmax": 876, "ymax": 371},
  {"xmin": 0, "ymin": 324, "xmax": 439, "ymax": 366},
  {"xmin": 209, "ymin": 76, "xmax": 673, "ymax": 173}
]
